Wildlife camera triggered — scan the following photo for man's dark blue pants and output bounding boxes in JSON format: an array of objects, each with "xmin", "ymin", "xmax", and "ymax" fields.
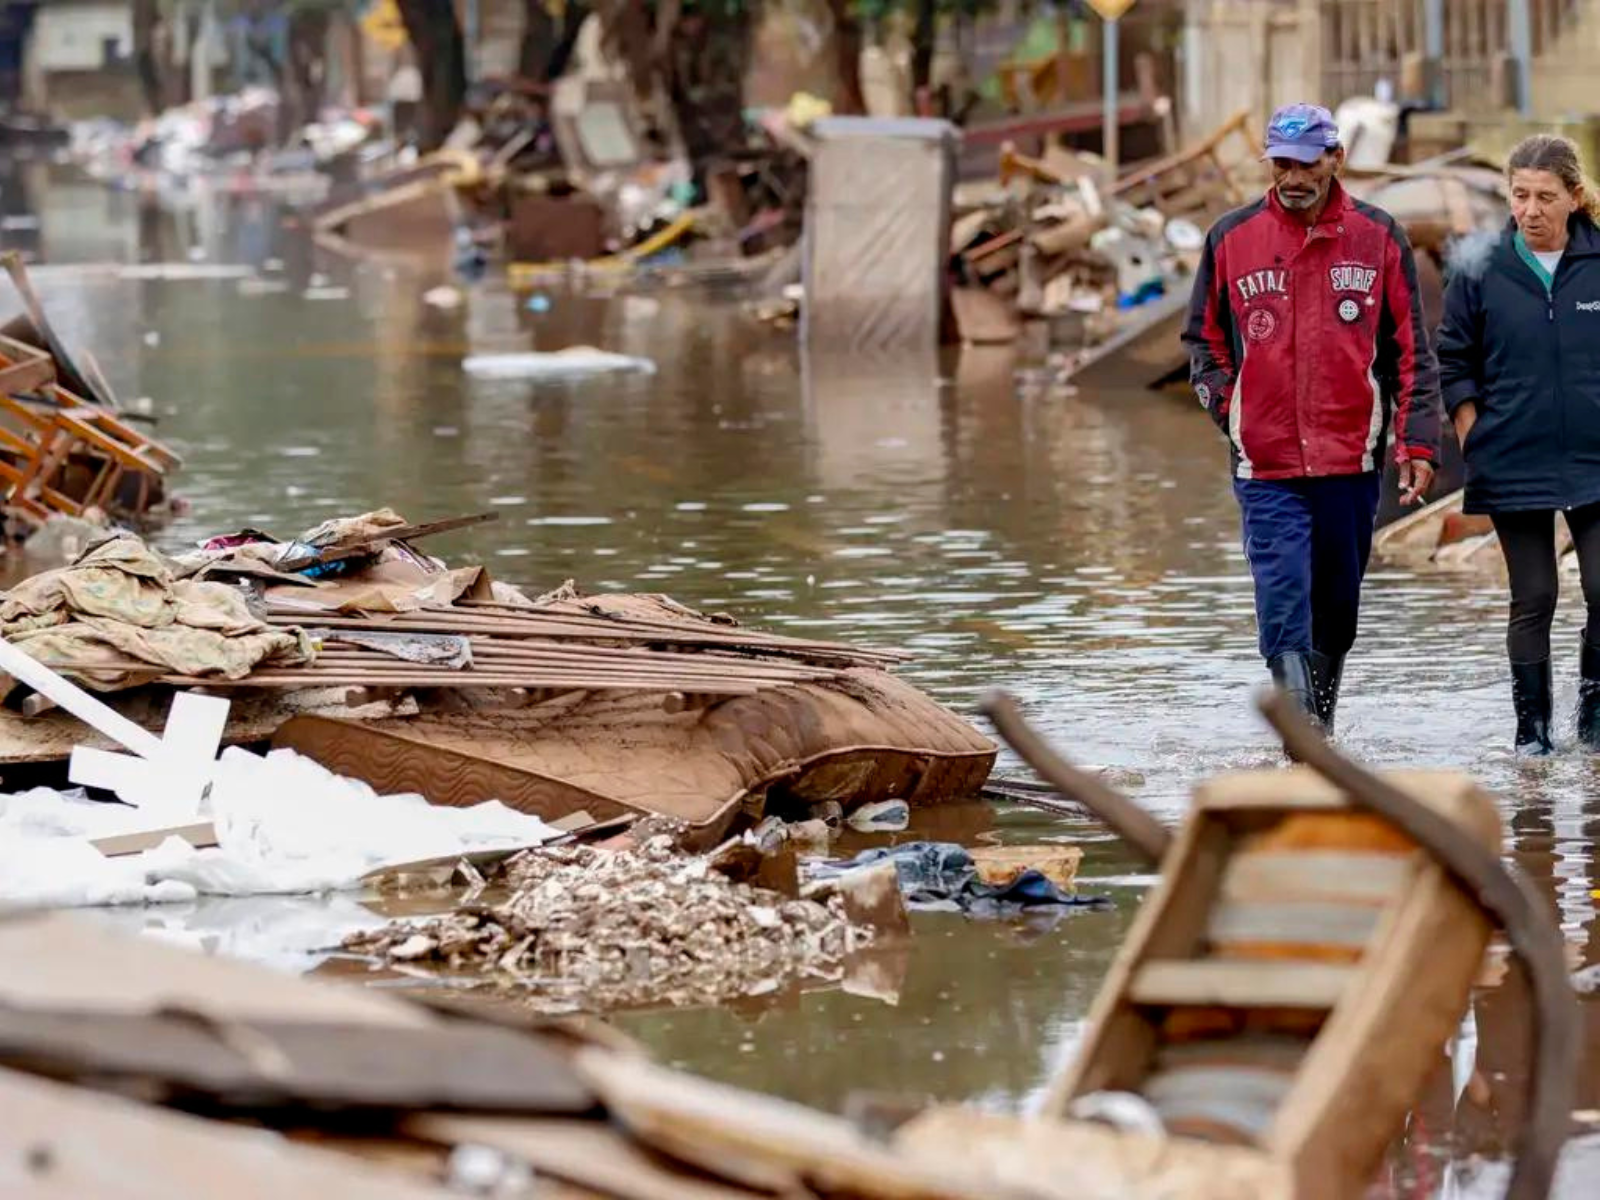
[{"xmin": 1233, "ymin": 472, "xmax": 1381, "ymax": 662}]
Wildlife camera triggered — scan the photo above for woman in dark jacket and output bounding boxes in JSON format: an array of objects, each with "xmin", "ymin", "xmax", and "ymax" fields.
[{"xmin": 1436, "ymin": 134, "xmax": 1600, "ymax": 754}]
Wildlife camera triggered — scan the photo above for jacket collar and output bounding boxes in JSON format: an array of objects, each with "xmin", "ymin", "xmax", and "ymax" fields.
[
  {"xmin": 1266, "ymin": 178, "xmax": 1351, "ymax": 231},
  {"xmin": 1500, "ymin": 212, "xmax": 1600, "ymax": 258}
]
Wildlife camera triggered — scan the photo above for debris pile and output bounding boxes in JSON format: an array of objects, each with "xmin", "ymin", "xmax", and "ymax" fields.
[
  {"xmin": 71, "ymin": 88, "xmax": 347, "ymax": 196},
  {"xmin": 346, "ymin": 835, "xmax": 868, "ymax": 1012},
  {"xmin": 944, "ymin": 111, "xmax": 1263, "ymax": 348}
]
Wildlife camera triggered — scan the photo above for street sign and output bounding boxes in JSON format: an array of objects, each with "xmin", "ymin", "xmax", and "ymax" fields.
[
  {"xmin": 362, "ymin": 0, "xmax": 408, "ymax": 52},
  {"xmin": 1086, "ymin": 0, "xmax": 1137, "ymax": 18}
]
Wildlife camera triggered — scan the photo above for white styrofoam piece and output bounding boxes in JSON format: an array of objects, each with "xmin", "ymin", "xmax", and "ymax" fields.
[
  {"xmin": 0, "ymin": 747, "xmax": 565, "ymax": 908},
  {"xmin": 159, "ymin": 692, "xmax": 230, "ymax": 763},
  {"xmin": 0, "ymin": 637, "xmax": 164, "ymax": 758}
]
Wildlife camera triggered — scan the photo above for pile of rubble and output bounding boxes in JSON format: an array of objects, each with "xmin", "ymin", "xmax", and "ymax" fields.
[
  {"xmin": 345, "ymin": 835, "xmax": 870, "ymax": 1013},
  {"xmin": 944, "ymin": 111, "xmax": 1263, "ymax": 347}
]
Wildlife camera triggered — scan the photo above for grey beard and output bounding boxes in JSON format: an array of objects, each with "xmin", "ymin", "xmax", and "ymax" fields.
[{"xmin": 1276, "ymin": 187, "xmax": 1319, "ymax": 210}]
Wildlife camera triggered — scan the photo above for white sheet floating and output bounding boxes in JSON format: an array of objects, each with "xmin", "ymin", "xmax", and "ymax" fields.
[
  {"xmin": 462, "ymin": 347, "xmax": 657, "ymax": 378},
  {"xmin": 0, "ymin": 747, "xmax": 562, "ymax": 909}
]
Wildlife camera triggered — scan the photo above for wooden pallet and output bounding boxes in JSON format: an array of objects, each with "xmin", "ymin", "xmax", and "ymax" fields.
[{"xmin": 899, "ymin": 753, "xmax": 1502, "ymax": 1200}]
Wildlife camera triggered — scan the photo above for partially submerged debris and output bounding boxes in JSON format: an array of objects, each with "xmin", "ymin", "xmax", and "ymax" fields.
[
  {"xmin": 345, "ymin": 835, "xmax": 870, "ymax": 1013},
  {"xmin": 0, "ymin": 253, "xmax": 182, "ymax": 536},
  {"xmin": 810, "ymin": 841, "xmax": 1103, "ymax": 917},
  {"xmin": 0, "ymin": 506, "xmax": 994, "ymax": 854}
]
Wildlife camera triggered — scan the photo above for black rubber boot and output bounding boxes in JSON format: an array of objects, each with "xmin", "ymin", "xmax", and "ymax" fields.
[
  {"xmin": 1511, "ymin": 658, "xmax": 1555, "ymax": 756},
  {"xmin": 1577, "ymin": 640, "xmax": 1600, "ymax": 749},
  {"xmin": 1268, "ymin": 651, "xmax": 1321, "ymax": 728},
  {"xmin": 1309, "ymin": 650, "xmax": 1346, "ymax": 735}
]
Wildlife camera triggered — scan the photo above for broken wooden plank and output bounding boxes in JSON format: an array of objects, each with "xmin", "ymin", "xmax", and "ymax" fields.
[
  {"xmin": 1127, "ymin": 960, "xmax": 1355, "ymax": 1010},
  {"xmin": 0, "ymin": 1066, "xmax": 460, "ymax": 1200},
  {"xmin": 91, "ymin": 822, "xmax": 218, "ymax": 858},
  {"xmin": 410, "ymin": 1116, "xmax": 759, "ymax": 1200}
]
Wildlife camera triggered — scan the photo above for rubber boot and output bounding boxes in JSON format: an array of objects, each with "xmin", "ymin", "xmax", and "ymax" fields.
[
  {"xmin": 1577, "ymin": 640, "xmax": 1600, "ymax": 749},
  {"xmin": 1309, "ymin": 650, "xmax": 1346, "ymax": 735},
  {"xmin": 1268, "ymin": 651, "xmax": 1321, "ymax": 728},
  {"xmin": 1511, "ymin": 658, "xmax": 1554, "ymax": 756}
]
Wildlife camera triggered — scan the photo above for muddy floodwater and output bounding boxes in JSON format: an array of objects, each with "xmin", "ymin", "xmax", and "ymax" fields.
[{"xmin": 10, "ymin": 163, "xmax": 1599, "ymax": 1194}]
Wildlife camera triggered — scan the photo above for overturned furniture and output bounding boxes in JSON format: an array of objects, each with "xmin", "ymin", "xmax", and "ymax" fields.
[
  {"xmin": 957, "ymin": 690, "xmax": 1578, "ymax": 1200},
  {"xmin": 0, "ymin": 253, "xmax": 180, "ymax": 533}
]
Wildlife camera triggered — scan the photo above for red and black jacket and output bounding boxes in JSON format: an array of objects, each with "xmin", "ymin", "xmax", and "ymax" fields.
[{"xmin": 1182, "ymin": 181, "xmax": 1441, "ymax": 479}]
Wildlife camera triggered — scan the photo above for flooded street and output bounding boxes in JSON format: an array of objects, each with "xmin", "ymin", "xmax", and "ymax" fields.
[{"xmin": 10, "ymin": 163, "xmax": 1598, "ymax": 1192}]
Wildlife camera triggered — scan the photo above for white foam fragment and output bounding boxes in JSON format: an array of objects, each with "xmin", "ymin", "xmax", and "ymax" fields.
[
  {"xmin": 0, "ymin": 747, "xmax": 562, "ymax": 909},
  {"xmin": 462, "ymin": 348, "xmax": 657, "ymax": 379}
]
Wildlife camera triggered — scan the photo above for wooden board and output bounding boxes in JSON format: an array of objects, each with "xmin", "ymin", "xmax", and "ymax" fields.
[
  {"xmin": 412, "ymin": 1116, "xmax": 759, "ymax": 1200},
  {"xmin": 0, "ymin": 1008, "xmax": 596, "ymax": 1116},
  {"xmin": 575, "ymin": 1047, "xmax": 1018, "ymax": 1200},
  {"xmin": 893, "ymin": 1107, "xmax": 1292, "ymax": 1200},
  {"xmin": 0, "ymin": 914, "xmax": 428, "ymax": 1028},
  {"xmin": 0, "ymin": 1066, "xmax": 458, "ymax": 1199}
]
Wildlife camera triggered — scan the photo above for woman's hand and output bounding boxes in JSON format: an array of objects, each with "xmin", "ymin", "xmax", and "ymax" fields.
[{"xmin": 1453, "ymin": 400, "xmax": 1478, "ymax": 446}]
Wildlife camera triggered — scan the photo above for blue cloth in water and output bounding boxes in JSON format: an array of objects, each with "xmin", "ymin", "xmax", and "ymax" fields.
[{"xmin": 829, "ymin": 841, "xmax": 1112, "ymax": 916}]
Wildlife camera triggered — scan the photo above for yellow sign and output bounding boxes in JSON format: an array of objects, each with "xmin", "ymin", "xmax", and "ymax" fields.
[
  {"xmin": 361, "ymin": 0, "xmax": 408, "ymax": 52},
  {"xmin": 1085, "ymin": 0, "xmax": 1137, "ymax": 18}
]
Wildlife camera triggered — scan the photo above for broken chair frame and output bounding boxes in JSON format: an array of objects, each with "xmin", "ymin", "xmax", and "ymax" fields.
[{"xmin": 982, "ymin": 688, "xmax": 1579, "ymax": 1200}]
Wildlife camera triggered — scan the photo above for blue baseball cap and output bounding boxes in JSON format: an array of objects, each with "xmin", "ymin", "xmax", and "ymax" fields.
[{"xmin": 1263, "ymin": 103, "xmax": 1341, "ymax": 163}]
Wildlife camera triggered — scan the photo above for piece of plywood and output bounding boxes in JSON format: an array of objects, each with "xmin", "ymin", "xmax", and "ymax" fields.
[
  {"xmin": 0, "ymin": 1008, "xmax": 596, "ymax": 1116},
  {"xmin": 0, "ymin": 1066, "xmax": 458, "ymax": 1199}
]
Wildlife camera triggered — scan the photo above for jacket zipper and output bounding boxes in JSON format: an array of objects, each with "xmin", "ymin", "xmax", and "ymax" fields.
[{"xmin": 1551, "ymin": 267, "xmax": 1567, "ymax": 498}]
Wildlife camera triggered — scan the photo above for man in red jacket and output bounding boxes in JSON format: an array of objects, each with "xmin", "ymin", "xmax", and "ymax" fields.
[{"xmin": 1183, "ymin": 103, "xmax": 1442, "ymax": 731}]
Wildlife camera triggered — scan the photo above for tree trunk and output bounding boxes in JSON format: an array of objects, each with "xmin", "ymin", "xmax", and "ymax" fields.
[
  {"xmin": 520, "ymin": 0, "xmax": 590, "ymax": 82},
  {"xmin": 396, "ymin": 0, "xmax": 468, "ymax": 149},
  {"xmin": 284, "ymin": 8, "xmax": 330, "ymax": 142},
  {"xmin": 910, "ymin": 0, "xmax": 936, "ymax": 107},
  {"xmin": 825, "ymin": 0, "xmax": 866, "ymax": 115},
  {"xmin": 665, "ymin": 8, "xmax": 752, "ymax": 195},
  {"xmin": 130, "ymin": 0, "xmax": 165, "ymax": 115}
]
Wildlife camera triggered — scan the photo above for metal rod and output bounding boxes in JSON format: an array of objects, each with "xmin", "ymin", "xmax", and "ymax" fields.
[
  {"xmin": 980, "ymin": 689, "xmax": 1171, "ymax": 865},
  {"xmin": 1103, "ymin": 16, "xmax": 1120, "ymax": 180},
  {"xmin": 1257, "ymin": 687, "xmax": 1577, "ymax": 1200}
]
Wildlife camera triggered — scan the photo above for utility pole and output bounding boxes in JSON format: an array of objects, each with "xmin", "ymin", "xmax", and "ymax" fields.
[
  {"xmin": 1087, "ymin": 0, "xmax": 1137, "ymax": 183},
  {"xmin": 1423, "ymin": 0, "xmax": 1444, "ymax": 108},
  {"xmin": 1508, "ymin": 0, "xmax": 1533, "ymax": 116}
]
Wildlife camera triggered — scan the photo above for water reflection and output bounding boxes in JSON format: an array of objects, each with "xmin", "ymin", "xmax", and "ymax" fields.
[{"xmin": 7, "ymin": 164, "xmax": 1597, "ymax": 1193}]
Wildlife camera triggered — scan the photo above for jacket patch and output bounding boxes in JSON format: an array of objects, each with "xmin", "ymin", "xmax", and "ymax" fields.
[
  {"xmin": 1329, "ymin": 263, "xmax": 1378, "ymax": 294},
  {"xmin": 1246, "ymin": 308, "xmax": 1278, "ymax": 341},
  {"xmin": 1235, "ymin": 269, "xmax": 1288, "ymax": 302}
]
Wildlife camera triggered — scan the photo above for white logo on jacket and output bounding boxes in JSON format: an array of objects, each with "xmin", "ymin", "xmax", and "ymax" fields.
[
  {"xmin": 1578, "ymin": 301, "xmax": 1600, "ymax": 313},
  {"xmin": 1329, "ymin": 263, "xmax": 1378, "ymax": 294},
  {"xmin": 1235, "ymin": 269, "xmax": 1287, "ymax": 302}
]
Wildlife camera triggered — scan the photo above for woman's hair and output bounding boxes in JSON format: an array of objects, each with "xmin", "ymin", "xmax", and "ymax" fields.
[{"xmin": 1507, "ymin": 133, "xmax": 1600, "ymax": 221}]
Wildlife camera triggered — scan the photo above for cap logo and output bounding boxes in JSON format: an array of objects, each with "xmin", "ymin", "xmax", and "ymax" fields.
[{"xmin": 1274, "ymin": 117, "xmax": 1309, "ymax": 139}]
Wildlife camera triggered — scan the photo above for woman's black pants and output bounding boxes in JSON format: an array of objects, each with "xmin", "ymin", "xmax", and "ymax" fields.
[{"xmin": 1490, "ymin": 501, "xmax": 1600, "ymax": 663}]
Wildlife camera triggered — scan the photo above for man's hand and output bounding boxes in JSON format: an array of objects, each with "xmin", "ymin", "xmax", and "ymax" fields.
[{"xmin": 1398, "ymin": 458, "xmax": 1435, "ymax": 506}]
